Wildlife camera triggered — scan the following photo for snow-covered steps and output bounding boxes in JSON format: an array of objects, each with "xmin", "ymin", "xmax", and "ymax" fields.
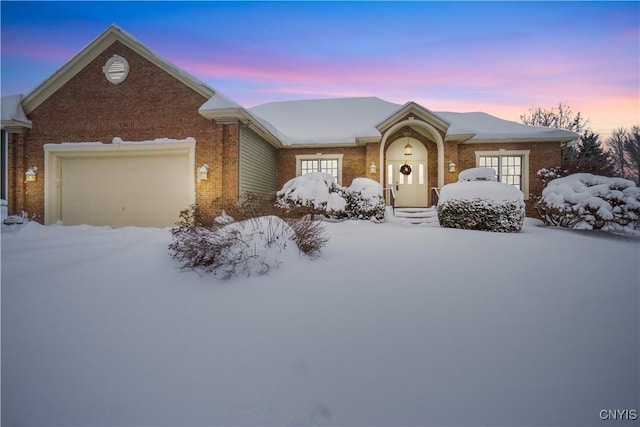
[{"xmin": 389, "ymin": 207, "xmax": 440, "ymax": 226}]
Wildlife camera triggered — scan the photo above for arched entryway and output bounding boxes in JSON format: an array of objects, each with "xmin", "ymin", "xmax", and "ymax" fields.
[
  {"xmin": 385, "ymin": 136, "xmax": 428, "ymax": 207},
  {"xmin": 379, "ymin": 119, "xmax": 445, "ymax": 208}
]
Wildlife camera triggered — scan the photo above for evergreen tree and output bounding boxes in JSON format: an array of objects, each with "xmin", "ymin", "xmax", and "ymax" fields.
[
  {"xmin": 624, "ymin": 126, "xmax": 640, "ymax": 184},
  {"xmin": 566, "ymin": 131, "xmax": 614, "ymax": 176},
  {"xmin": 607, "ymin": 127, "xmax": 628, "ymax": 178}
]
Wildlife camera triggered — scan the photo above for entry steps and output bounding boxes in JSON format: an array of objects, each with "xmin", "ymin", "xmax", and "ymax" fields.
[{"xmin": 390, "ymin": 206, "xmax": 440, "ymax": 226}]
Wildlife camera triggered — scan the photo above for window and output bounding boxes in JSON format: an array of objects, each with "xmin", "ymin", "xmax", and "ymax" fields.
[
  {"xmin": 296, "ymin": 154, "xmax": 343, "ymax": 184},
  {"xmin": 478, "ymin": 155, "xmax": 522, "ymax": 189},
  {"xmin": 475, "ymin": 150, "xmax": 530, "ymax": 198}
]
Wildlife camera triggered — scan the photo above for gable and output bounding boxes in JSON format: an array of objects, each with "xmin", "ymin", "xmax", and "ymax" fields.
[
  {"xmin": 21, "ymin": 24, "xmax": 214, "ymax": 116},
  {"xmin": 25, "ymin": 41, "xmax": 212, "ymax": 138}
]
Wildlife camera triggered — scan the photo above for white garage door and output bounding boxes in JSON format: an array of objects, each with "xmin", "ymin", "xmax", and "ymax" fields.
[{"xmin": 60, "ymin": 153, "xmax": 192, "ymax": 227}]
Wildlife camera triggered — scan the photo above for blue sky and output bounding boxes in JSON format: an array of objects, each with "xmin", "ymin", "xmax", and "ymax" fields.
[{"xmin": 1, "ymin": 1, "xmax": 638, "ymax": 137}]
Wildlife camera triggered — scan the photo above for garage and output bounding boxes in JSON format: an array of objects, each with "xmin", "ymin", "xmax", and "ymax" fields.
[{"xmin": 44, "ymin": 138, "xmax": 195, "ymax": 228}]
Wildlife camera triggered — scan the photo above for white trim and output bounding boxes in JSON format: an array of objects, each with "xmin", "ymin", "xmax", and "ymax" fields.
[
  {"xmin": 474, "ymin": 149, "xmax": 530, "ymax": 199},
  {"xmin": 295, "ymin": 153, "xmax": 344, "ymax": 185},
  {"xmin": 379, "ymin": 119, "xmax": 445, "ymax": 189},
  {"xmin": 44, "ymin": 139, "xmax": 196, "ymax": 225}
]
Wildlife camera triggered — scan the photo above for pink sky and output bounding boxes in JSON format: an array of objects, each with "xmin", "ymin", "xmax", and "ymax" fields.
[{"xmin": 2, "ymin": 2, "xmax": 638, "ymax": 140}]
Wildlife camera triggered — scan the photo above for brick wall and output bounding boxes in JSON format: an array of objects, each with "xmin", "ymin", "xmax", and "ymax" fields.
[
  {"xmin": 18, "ymin": 41, "xmax": 229, "ymax": 222},
  {"xmin": 276, "ymin": 146, "xmax": 367, "ymax": 188}
]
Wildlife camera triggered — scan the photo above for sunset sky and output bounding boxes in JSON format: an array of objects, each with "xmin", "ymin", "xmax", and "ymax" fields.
[{"xmin": 1, "ymin": 1, "xmax": 638, "ymax": 139}]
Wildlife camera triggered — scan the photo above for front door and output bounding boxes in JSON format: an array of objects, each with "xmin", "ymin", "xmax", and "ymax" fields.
[
  {"xmin": 388, "ymin": 161, "xmax": 427, "ymax": 207},
  {"xmin": 385, "ymin": 136, "xmax": 428, "ymax": 207}
]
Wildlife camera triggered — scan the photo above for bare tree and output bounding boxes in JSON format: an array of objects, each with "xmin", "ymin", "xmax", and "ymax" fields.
[
  {"xmin": 519, "ymin": 103, "xmax": 590, "ymax": 134},
  {"xmin": 519, "ymin": 103, "xmax": 590, "ymax": 169}
]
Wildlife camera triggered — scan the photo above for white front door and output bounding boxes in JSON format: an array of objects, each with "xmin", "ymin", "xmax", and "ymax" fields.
[
  {"xmin": 385, "ymin": 136, "xmax": 428, "ymax": 207},
  {"xmin": 388, "ymin": 161, "xmax": 427, "ymax": 207}
]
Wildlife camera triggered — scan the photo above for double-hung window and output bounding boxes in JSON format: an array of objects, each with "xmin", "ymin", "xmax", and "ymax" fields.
[
  {"xmin": 296, "ymin": 154, "xmax": 343, "ymax": 184},
  {"xmin": 475, "ymin": 150, "xmax": 530, "ymax": 198}
]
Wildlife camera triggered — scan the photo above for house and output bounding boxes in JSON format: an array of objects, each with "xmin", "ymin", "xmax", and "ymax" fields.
[{"xmin": 1, "ymin": 25, "xmax": 578, "ymax": 227}]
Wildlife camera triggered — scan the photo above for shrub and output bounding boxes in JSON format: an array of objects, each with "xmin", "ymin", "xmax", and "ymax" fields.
[
  {"xmin": 536, "ymin": 173, "xmax": 640, "ymax": 234},
  {"xmin": 437, "ymin": 181, "xmax": 525, "ymax": 232},
  {"xmin": 169, "ymin": 206, "xmax": 328, "ymax": 279},
  {"xmin": 276, "ymin": 173, "xmax": 385, "ymax": 221},
  {"xmin": 344, "ymin": 178, "xmax": 385, "ymax": 221},
  {"xmin": 276, "ymin": 173, "xmax": 347, "ymax": 219}
]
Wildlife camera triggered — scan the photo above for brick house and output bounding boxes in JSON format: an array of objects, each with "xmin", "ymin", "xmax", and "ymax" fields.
[{"xmin": 1, "ymin": 25, "xmax": 578, "ymax": 227}]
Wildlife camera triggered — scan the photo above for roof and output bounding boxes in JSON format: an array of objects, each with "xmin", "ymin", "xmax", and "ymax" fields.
[
  {"xmin": 248, "ymin": 97, "xmax": 402, "ymax": 145},
  {"xmin": 21, "ymin": 24, "xmax": 216, "ymax": 115},
  {"xmin": 1, "ymin": 94, "xmax": 32, "ymax": 129},
  {"xmin": 240, "ymin": 97, "xmax": 579, "ymax": 146},
  {"xmin": 438, "ymin": 111, "xmax": 580, "ymax": 142}
]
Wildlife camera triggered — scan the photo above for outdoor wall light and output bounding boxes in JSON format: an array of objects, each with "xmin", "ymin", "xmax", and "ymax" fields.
[
  {"xmin": 25, "ymin": 167, "xmax": 38, "ymax": 182},
  {"xmin": 369, "ymin": 162, "xmax": 377, "ymax": 174},
  {"xmin": 403, "ymin": 131, "xmax": 413, "ymax": 156},
  {"xmin": 448, "ymin": 161, "xmax": 457, "ymax": 173},
  {"xmin": 197, "ymin": 164, "xmax": 209, "ymax": 182}
]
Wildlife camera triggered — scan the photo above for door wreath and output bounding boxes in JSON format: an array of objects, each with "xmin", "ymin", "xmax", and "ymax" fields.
[{"xmin": 400, "ymin": 164, "xmax": 412, "ymax": 175}]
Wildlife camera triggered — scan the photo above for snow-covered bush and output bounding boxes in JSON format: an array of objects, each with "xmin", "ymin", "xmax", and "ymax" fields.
[
  {"xmin": 536, "ymin": 173, "xmax": 640, "ymax": 234},
  {"xmin": 344, "ymin": 177, "xmax": 385, "ymax": 221},
  {"xmin": 458, "ymin": 167, "xmax": 497, "ymax": 182},
  {"xmin": 276, "ymin": 173, "xmax": 385, "ymax": 221},
  {"xmin": 276, "ymin": 173, "xmax": 347, "ymax": 219},
  {"xmin": 437, "ymin": 181, "xmax": 525, "ymax": 232},
  {"xmin": 169, "ymin": 206, "xmax": 327, "ymax": 279},
  {"xmin": 536, "ymin": 166, "xmax": 567, "ymax": 187}
]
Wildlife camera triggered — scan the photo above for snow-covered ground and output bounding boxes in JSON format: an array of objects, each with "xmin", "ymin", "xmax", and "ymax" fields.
[{"xmin": 2, "ymin": 219, "xmax": 639, "ymax": 426}]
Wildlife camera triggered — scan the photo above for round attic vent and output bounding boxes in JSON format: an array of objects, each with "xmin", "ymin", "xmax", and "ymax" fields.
[{"xmin": 103, "ymin": 55, "xmax": 129, "ymax": 84}]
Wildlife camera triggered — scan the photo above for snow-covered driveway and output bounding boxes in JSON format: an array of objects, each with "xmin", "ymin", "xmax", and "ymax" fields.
[{"xmin": 2, "ymin": 220, "xmax": 638, "ymax": 426}]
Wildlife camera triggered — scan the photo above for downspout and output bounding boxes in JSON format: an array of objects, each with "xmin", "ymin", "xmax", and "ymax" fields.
[{"xmin": 1, "ymin": 129, "xmax": 7, "ymax": 202}]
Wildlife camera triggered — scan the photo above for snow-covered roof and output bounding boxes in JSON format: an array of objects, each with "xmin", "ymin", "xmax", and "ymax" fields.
[
  {"xmin": 1, "ymin": 94, "xmax": 32, "ymax": 129},
  {"xmin": 248, "ymin": 97, "xmax": 401, "ymax": 145},
  {"xmin": 438, "ymin": 111, "xmax": 579, "ymax": 141},
  {"xmin": 235, "ymin": 96, "xmax": 579, "ymax": 146}
]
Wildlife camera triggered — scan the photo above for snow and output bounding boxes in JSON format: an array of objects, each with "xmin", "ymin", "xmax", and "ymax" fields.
[
  {"xmin": 2, "ymin": 219, "xmax": 638, "ymax": 426},
  {"xmin": 347, "ymin": 177, "xmax": 383, "ymax": 208},
  {"xmin": 277, "ymin": 172, "xmax": 347, "ymax": 212},
  {"xmin": 0, "ymin": 94, "xmax": 31, "ymax": 126},
  {"xmin": 44, "ymin": 137, "xmax": 195, "ymax": 147},
  {"xmin": 541, "ymin": 173, "xmax": 640, "ymax": 233},
  {"xmin": 239, "ymin": 97, "xmax": 579, "ymax": 146},
  {"xmin": 198, "ymin": 89, "xmax": 244, "ymax": 111},
  {"xmin": 438, "ymin": 111, "xmax": 579, "ymax": 141},
  {"xmin": 439, "ymin": 180, "xmax": 524, "ymax": 203},
  {"xmin": 457, "ymin": 166, "xmax": 497, "ymax": 182},
  {"xmin": 0, "ymin": 199, "xmax": 7, "ymax": 221},
  {"xmin": 248, "ymin": 97, "xmax": 401, "ymax": 145}
]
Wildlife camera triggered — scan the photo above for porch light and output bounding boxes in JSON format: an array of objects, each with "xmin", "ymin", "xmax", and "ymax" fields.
[
  {"xmin": 25, "ymin": 167, "xmax": 38, "ymax": 182},
  {"xmin": 448, "ymin": 161, "xmax": 457, "ymax": 173},
  {"xmin": 403, "ymin": 131, "xmax": 413, "ymax": 156},
  {"xmin": 369, "ymin": 162, "xmax": 377, "ymax": 174},
  {"xmin": 197, "ymin": 164, "xmax": 209, "ymax": 182}
]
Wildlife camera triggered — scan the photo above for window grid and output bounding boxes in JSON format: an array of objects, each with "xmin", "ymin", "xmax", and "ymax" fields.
[
  {"xmin": 478, "ymin": 155, "xmax": 523, "ymax": 191},
  {"xmin": 300, "ymin": 158, "xmax": 339, "ymax": 182}
]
